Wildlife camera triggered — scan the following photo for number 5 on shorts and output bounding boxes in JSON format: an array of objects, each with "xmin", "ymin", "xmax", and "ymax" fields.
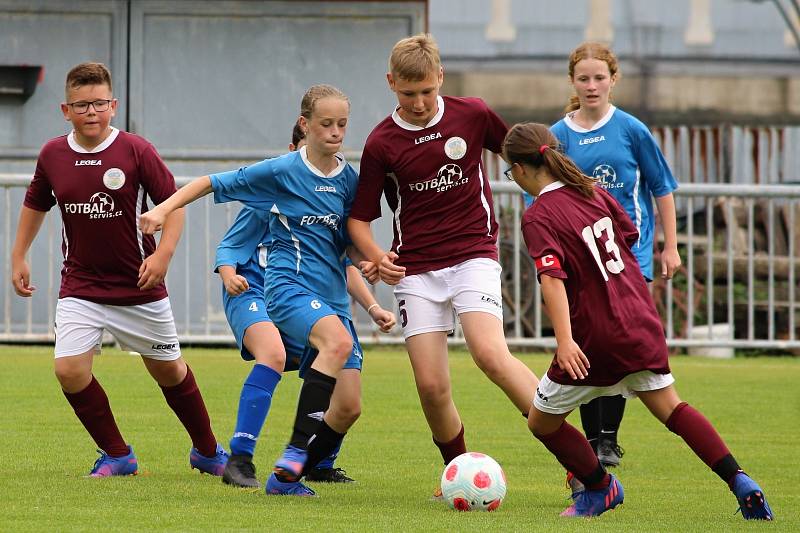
[{"xmin": 398, "ymin": 299, "xmax": 408, "ymax": 328}]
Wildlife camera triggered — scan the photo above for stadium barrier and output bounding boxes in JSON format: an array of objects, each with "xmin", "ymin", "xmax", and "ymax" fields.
[{"xmin": 2, "ymin": 172, "xmax": 798, "ymax": 353}]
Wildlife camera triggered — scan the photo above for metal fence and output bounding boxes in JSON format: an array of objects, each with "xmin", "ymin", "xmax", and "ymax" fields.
[
  {"xmin": 491, "ymin": 181, "xmax": 800, "ymax": 352},
  {"xmin": 2, "ymin": 125, "xmax": 799, "ymax": 352}
]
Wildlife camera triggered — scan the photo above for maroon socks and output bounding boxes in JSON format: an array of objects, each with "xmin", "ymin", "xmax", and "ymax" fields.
[
  {"xmin": 160, "ymin": 366, "xmax": 217, "ymax": 457},
  {"xmin": 63, "ymin": 376, "xmax": 129, "ymax": 457},
  {"xmin": 666, "ymin": 402, "xmax": 741, "ymax": 484},
  {"xmin": 434, "ymin": 424, "xmax": 466, "ymax": 465},
  {"xmin": 535, "ymin": 421, "xmax": 609, "ymax": 489}
]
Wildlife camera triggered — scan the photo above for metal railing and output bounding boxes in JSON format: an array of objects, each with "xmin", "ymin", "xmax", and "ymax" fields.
[
  {"xmin": 490, "ymin": 181, "xmax": 800, "ymax": 351},
  {"xmin": 2, "ymin": 172, "xmax": 798, "ymax": 352}
]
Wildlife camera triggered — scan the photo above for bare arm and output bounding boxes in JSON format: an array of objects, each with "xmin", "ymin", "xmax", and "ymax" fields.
[
  {"xmin": 347, "ymin": 218, "xmax": 385, "ymax": 265},
  {"xmin": 346, "ymin": 264, "xmax": 376, "ymax": 310},
  {"xmin": 347, "ymin": 217, "xmax": 405, "ymax": 285},
  {"xmin": 539, "ymin": 275, "xmax": 589, "ymax": 380},
  {"xmin": 137, "ymin": 207, "xmax": 185, "ymax": 290},
  {"xmin": 346, "ymin": 264, "xmax": 396, "ymax": 333},
  {"xmin": 139, "ymin": 176, "xmax": 213, "ymax": 234},
  {"xmin": 10, "ymin": 207, "xmax": 47, "ymax": 297},
  {"xmin": 655, "ymin": 193, "xmax": 681, "ymax": 280}
]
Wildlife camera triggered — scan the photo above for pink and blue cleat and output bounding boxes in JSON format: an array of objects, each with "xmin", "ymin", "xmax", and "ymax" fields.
[
  {"xmin": 560, "ymin": 474, "xmax": 623, "ymax": 517},
  {"xmin": 273, "ymin": 444, "xmax": 307, "ymax": 482},
  {"xmin": 265, "ymin": 472, "xmax": 316, "ymax": 496},
  {"xmin": 90, "ymin": 445, "xmax": 138, "ymax": 477},
  {"xmin": 190, "ymin": 443, "xmax": 229, "ymax": 476},
  {"xmin": 732, "ymin": 472, "xmax": 774, "ymax": 520}
]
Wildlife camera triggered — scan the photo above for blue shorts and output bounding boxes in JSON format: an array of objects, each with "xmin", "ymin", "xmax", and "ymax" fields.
[
  {"xmin": 222, "ymin": 285, "xmax": 305, "ymax": 371},
  {"xmin": 222, "ymin": 286, "xmax": 364, "ymax": 377},
  {"xmin": 266, "ymin": 285, "xmax": 362, "ymax": 377}
]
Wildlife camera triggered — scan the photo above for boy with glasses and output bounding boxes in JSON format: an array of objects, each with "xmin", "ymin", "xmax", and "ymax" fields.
[{"xmin": 10, "ymin": 62, "xmax": 228, "ymax": 477}]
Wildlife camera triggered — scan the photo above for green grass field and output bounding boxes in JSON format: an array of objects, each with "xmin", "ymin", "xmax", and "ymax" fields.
[{"xmin": 0, "ymin": 344, "xmax": 796, "ymax": 532}]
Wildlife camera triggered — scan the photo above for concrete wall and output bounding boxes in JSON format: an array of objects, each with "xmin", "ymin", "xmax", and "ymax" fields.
[
  {"xmin": 431, "ymin": 0, "xmax": 800, "ymax": 125},
  {"xmin": 0, "ymin": 0, "xmax": 426, "ymax": 340}
]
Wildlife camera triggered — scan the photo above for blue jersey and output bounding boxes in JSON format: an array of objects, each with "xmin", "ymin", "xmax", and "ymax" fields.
[
  {"xmin": 551, "ymin": 106, "xmax": 677, "ymax": 280},
  {"xmin": 210, "ymin": 146, "xmax": 358, "ymax": 318},
  {"xmin": 214, "ymin": 206, "xmax": 270, "ymax": 292}
]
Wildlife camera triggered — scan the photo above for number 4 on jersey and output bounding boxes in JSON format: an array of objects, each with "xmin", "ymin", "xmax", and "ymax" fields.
[
  {"xmin": 581, "ymin": 216, "xmax": 625, "ymax": 281},
  {"xmin": 249, "ymin": 301, "xmax": 259, "ymax": 312}
]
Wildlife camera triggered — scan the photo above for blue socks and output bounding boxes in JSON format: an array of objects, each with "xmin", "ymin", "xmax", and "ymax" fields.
[{"xmin": 230, "ymin": 364, "xmax": 281, "ymax": 457}]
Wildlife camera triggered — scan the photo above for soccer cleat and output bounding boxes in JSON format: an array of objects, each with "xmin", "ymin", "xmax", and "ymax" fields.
[
  {"xmin": 305, "ymin": 467, "xmax": 355, "ymax": 483},
  {"xmin": 596, "ymin": 438, "xmax": 625, "ymax": 468},
  {"xmin": 732, "ymin": 472, "xmax": 774, "ymax": 520},
  {"xmin": 273, "ymin": 444, "xmax": 307, "ymax": 482},
  {"xmin": 566, "ymin": 471, "xmax": 586, "ymax": 500},
  {"xmin": 222, "ymin": 454, "xmax": 259, "ymax": 488},
  {"xmin": 265, "ymin": 473, "xmax": 316, "ymax": 496},
  {"xmin": 431, "ymin": 485, "xmax": 444, "ymax": 501},
  {"xmin": 560, "ymin": 474, "xmax": 624, "ymax": 517},
  {"xmin": 190, "ymin": 443, "xmax": 229, "ymax": 476},
  {"xmin": 89, "ymin": 446, "xmax": 138, "ymax": 477}
]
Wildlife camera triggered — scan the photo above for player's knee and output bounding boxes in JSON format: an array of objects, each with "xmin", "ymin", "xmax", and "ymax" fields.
[
  {"xmin": 526, "ymin": 414, "xmax": 539, "ymax": 435},
  {"xmin": 144, "ymin": 357, "xmax": 187, "ymax": 387},
  {"xmin": 526, "ymin": 410, "xmax": 550, "ymax": 437},
  {"xmin": 332, "ymin": 400, "xmax": 361, "ymax": 428},
  {"xmin": 252, "ymin": 349, "xmax": 286, "ymax": 370},
  {"xmin": 472, "ymin": 348, "xmax": 508, "ymax": 378},
  {"xmin": 54, "ymin": 364, "xmax": 90, "ymax": 390},
  {"xmin": 416, "ymin": 378, "xmax": 451, "ymax": 405},
  {"xmin": 326, "ymin": 335, "xmax": 354, "ymax": 366}
]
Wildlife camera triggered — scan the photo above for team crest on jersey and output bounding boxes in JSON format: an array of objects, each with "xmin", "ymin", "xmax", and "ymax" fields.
[
  {"xmin": 102, "ymin": 167, "xmax": 125, "ymax": 190},
  {"xmin": 593, "ymin": 164, "xmax": 623, "ymax": 189},
  {"xmin": 444, "ymin": 136, "xmax": 467, "ymax": 160}
]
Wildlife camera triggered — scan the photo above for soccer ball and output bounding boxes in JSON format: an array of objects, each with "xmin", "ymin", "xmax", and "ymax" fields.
[{"xmin": 440, "ymin": 452, "xmax": 507, "ymax": 512}]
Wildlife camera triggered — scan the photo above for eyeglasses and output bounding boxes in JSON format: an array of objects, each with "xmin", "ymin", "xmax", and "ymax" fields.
[
  {"xmin": 503, "ymin": 165, "xmax": 515, "ymax": 181},
  {"xmin": 67, "ymin": 99, "xmax": 112, "ymax": 114}
]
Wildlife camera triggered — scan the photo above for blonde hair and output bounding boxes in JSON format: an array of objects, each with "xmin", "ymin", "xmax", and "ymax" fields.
[
  {"xmin": 565, "ymin": 42, "xmax": 619, "ymax": 113},
  {"xmin": 502, "ymin": 123, "xmax": 596, "ymax": 198},
  {"xmin": 389, "ymin": 33, "xmax": 441, "ymax": 81},
  {"xmin": 65, "ymin": 62, "xmax": 112, "ymax": 96},
  {"xmin": 300, "ymin": 84, "xmax": 350, "ymax": 119}
]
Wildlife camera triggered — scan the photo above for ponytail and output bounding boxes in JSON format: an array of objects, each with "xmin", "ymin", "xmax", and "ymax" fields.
[{"xmin": 502, "ymin": 123, "xmax": 596, "ymax": 198}]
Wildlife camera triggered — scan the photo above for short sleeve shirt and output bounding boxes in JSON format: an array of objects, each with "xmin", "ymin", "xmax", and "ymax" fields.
[
  {"xmin": 209, "ymin": 147, "xmax": 358, "ymax": 318},
  {"xmin": 350, "ymin": 95, "xmax": 507, "ymax": 275},
  {"xmin": 24, "ymin": 128, "xmax": 177, "ymax": 305},
  {"xmin": 522, "ymin": 182, "xmax": 670, "ymax": 386},
  {"xmin": 551, "ymin": 106, "xmax": 677, "ymax": 280}
]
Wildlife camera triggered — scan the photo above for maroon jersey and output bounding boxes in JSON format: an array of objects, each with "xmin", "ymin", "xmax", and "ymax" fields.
[
  {"xmin": 24, "ymin": 128, "xmax": 178, "ymax": 305},
  {"xmin": 522, "ymin": 182, "xmax": 670, "ymax": 386},
  {"xmin": 350, "ymin": 95, "xmax": 507, "ymax": 275}
]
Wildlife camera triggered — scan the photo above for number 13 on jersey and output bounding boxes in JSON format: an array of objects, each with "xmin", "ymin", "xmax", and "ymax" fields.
[{"xmin": 581, "ymin": 216, "xmax": 625, "ymax": 282}]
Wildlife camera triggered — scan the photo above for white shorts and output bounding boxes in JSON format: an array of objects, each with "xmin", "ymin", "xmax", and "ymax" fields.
[
  {"xmin": 393, "ymin": 257, "xmax": 503, "ymax": 339},
  {"xmin": 54, "ymin": 297, "xmax": 181, "ymax": 361},
  {"xmin": 533, "ymin": 371, "xmax": 675, "ymax": 415}
]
